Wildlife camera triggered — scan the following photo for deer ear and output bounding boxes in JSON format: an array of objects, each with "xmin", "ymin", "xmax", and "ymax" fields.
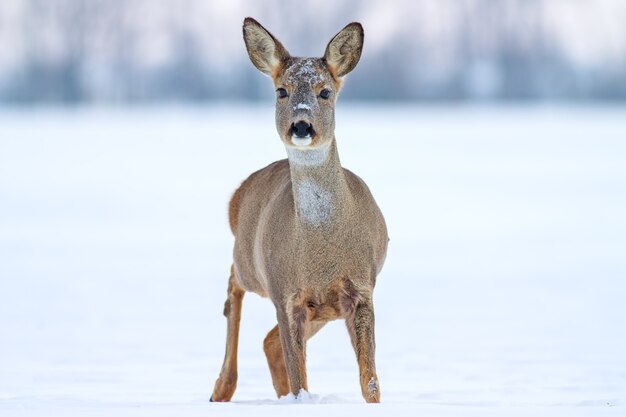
[
  {"xmin": 323, "ymin": 22, "xmax": 364, "ymax": 78},
  {"xmin": 243, "ymin": 17, "xmax": 290, "ymax": 77}
]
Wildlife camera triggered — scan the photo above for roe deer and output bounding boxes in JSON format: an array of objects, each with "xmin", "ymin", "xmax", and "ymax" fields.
[{"xmin": 210, "ymin": 17, "xmax": 388, "ymax": 403}]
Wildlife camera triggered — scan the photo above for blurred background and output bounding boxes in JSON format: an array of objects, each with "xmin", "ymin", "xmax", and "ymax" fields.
[
  {"xmin": 1, "ymin": 0, "xmax": 626, "ymax": 104},
  {"xmin": 1, "ymin": 1, "xmax": 626, "ymax": 415}
]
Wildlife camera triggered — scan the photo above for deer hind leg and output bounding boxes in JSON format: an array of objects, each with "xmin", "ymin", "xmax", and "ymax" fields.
[
  {"xmin": 210, "ymin": 265, "xmax": 245, "ymax": 402},
  {"xmin": 263, "ymin": 321, "xmax": 325, "ymax": 398},
  {"xmin": 263, "ymin": 325, "xmax": 289, "ymax": 397},
  {"xmin": 346, "ymin": 300, "xmax": 380, "ymax": 403}
]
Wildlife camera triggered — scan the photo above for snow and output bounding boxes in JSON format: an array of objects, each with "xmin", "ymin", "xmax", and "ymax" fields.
[
  {"xmin": 276, "ymin": 389, "xmax": 318, "ymax": 404},
  {"xmin": 1, "ymin": 104, "xmax": 625, "ymax": 416},
  {"xmin": 287, "ymin": 59, "xmax": 327, "ymax": 85}
]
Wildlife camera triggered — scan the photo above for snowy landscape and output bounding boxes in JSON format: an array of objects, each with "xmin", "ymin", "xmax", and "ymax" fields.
[{"xmin": 1, "ymin": 104, "xmax": 625, "ymax": 416}]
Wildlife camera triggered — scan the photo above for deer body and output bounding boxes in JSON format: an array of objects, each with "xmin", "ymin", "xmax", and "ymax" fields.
[{"xmin": 211, "ymin": 18, "xmax": 387, "ymax": 403}]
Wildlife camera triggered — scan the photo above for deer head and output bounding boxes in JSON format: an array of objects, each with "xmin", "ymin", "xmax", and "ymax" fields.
[{"xmin": 243, "ymin": 18, "xmax": 364, "ymax": 149}]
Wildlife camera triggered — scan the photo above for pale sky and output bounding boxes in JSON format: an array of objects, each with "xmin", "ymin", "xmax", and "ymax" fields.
[{"xmin": 0, "ymin": 0, "xmax": 625, "ymax": 80}]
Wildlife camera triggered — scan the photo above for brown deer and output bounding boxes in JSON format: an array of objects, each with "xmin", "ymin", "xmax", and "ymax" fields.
[{"xmin": 210, "ymin": 17, "xmax": 388, "ymax": 404}]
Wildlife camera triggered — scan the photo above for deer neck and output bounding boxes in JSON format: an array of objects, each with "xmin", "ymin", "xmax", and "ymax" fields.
[{"xmin": 286, "ymin": 138, "xmax": 350, "ymax": 228}]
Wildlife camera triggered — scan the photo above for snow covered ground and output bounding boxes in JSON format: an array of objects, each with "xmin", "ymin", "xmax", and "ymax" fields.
[{"xmin": 1, "ymin": 104, "xmax": 625, "ymax": 416}]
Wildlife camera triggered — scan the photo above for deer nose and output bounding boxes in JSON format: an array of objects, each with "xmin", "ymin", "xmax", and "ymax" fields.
[{"xmin": 292, "ymin": 121, "xmax": 312, "ymax": 138}]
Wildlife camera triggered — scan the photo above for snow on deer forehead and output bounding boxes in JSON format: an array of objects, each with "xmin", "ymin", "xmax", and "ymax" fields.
[{"xmin": 285, "ymin": 58, "xmax": 329, "ymax": 85}]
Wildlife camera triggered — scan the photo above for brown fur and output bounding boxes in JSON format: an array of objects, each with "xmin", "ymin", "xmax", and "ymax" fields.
[
  {"xmin": 323, "ymin": 23, "xmax": 364, "ymax": 78},
  {"xmin": 263, "ymin": 325, "xmax": 289, "ymax": 396},
  {"xmin": 211, "ymin": 18, "xmax": 387, "ymax": 404},
  {"xmin": 242, "ymin": 17, "xmax": 290, "ymax": 76},
  {"xmin": 210, "ymin": 267, "xmax": 245, "ymax": 402}
]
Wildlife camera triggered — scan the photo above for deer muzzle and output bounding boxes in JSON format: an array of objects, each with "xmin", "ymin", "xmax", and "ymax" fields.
[{"xmin": 291, "ymin": 120, "xmax": 313, "ymax": 138}]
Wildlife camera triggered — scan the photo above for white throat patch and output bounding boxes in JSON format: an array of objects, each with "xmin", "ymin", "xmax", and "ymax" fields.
[
  {"xmin": 295, "ymin": 179, "xmax": 332, "ymax": 225},
  {"xmin": 286, "ymin": 142, "xmax": 330, "ymax": 167}
]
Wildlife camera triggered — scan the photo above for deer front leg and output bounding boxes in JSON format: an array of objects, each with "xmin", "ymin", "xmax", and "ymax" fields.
[
  {"xmin": 346, "ymin": 301, "xmax": 380, "ymax": 403},
  {"xmin": 210, "ymin": 266, "xmax": 245, "ymax": 402},
  {"xmin": 276, "ymin": 306, "xmax": 308, "ymax": 396}
]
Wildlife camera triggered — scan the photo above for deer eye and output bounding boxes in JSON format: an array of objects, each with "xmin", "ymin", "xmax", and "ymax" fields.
[
  {"xmin": 276, "ymin": 88, "xmax": 288, "ymax": 99},
  {"xmin": 319, "ymin": 89, "xmax": 331, "ymax": 100}
]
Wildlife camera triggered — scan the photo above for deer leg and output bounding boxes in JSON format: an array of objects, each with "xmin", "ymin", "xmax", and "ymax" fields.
[
  {"xmin": 346, "ymin": 301, "xmax": 380, "ymax": 403},
  {"xmin": 264, "ymin": 321, "xmax": 325, "ymax": 397},
  {"xmin": 210, "ymin": 266, "xmax": 245, "ymax": 402},
  {"xmin": 275, "ymin": 307, "xmax": 309, "ymax": 396},
  {"xmin": 263, "ymin": 325, "xmax": 289, "ymax": 397}
]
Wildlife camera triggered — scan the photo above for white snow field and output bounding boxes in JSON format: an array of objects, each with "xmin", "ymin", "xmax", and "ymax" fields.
[{"xmin": 0, "ymin": 105, "xmax": 625, "ymax": 416}]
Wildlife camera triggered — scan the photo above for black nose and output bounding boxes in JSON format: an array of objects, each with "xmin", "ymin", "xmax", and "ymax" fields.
[{"xmin": 292, "ymin": 121, "xmax": 312, "ymax": 138}]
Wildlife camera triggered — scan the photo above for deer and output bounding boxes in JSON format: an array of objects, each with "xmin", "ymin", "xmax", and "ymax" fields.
[{"xmin": 210, "ymin": 17, "xmax": 388, "ymax": 404}]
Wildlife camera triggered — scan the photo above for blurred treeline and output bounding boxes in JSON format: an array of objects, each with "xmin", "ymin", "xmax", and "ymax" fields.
[{"xmin": 0, "ymin": 0, "xmax": 625, "ymax": 104}]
